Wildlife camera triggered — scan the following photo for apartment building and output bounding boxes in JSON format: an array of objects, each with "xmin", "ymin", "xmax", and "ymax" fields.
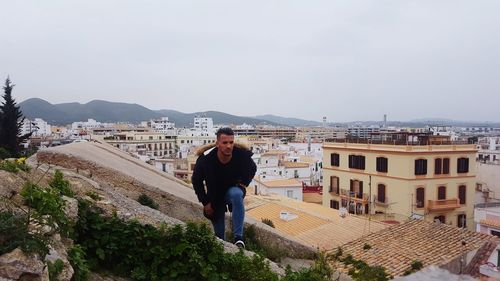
[
  {"xmin": 322, "ymin": 132, "xmax": 477, "ymax": 230},
  {"xmin": 105, "ymin": 132, "xmax": 177, "ymax": 159}
]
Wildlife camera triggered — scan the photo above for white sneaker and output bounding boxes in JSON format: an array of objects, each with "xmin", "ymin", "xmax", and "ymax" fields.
[{"xmin": 234, "ymin": 240, "xmax": 245, "ymax": 249}]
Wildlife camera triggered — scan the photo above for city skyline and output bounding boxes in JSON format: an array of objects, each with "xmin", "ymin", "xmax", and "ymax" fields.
[{"xmin": 2, "ymin": 1, "xmax": 500, "ymax": 122}]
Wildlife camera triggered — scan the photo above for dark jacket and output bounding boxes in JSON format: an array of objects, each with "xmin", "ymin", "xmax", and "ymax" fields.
[{"xmin": 192, "ymin": 144, "xmax": 256, "ymax": 214}]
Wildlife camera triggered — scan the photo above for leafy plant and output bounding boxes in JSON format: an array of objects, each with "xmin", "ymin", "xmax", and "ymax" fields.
[
  {"xmin": 137, "ymin": 193, "xmax": 159, "ymax": 210},
  {"xmin": 403, "ymin": 260, "xmax": 424, "ymax": 276},
  {"xmin": 0, "ymin": 147, "xmax": 10, "ymax": 159},
  {"xmin": 0, "ymin": 211, "xmax": 48, "ymax": 257},
  {"xmin": 261, "ymin": 218, "xmax": 275, "ymax": 228},
  {"xmin": 20, "ymin": 181, "xmax": 72, "ymax": 237},
  {"xmin": 49, "ymin": 170, "xmax": 74, "ymax": 197},
  {"xmin": 68, "ymin": 245, "xmax": 90, "ymax": 281},
  {"xmin": 48, "ymin": 258, "xmax": 64, "ymax": 281},
  {"xmin": 0, "ymin": 159, "xmax": 18, "ymax": 173}
]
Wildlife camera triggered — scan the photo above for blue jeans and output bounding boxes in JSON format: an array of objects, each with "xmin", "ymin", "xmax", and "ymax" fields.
[{"xmin": 212, "ymin": 186, "xmax": 245, "ymax": 241}]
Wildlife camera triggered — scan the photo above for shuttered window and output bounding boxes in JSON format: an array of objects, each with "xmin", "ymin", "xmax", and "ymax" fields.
[
  {"xmin": 330, "ymin": 153, "xmax": 340, "ymax": 167},
  {"xmin": 458, "ymin": 185, "xmax": 466, "ymax": 204},
  {"xmin": 438, "ymin": 186, "xmax": 446, "ymax": 200},
  {"xmin": 457, "ymin": 158, "xmax": 469, "ymax": 173},
  {"xmin": 377, "ymin": 184, "xmax": 386, "ymax": 203},
  {"xmin": 376, "ymin": 157, "xmax": 388, "ymax": 173},
  {"xmin": 415, "ymin": 159, "xmax": 427, "ymax": 175},
  {"xmin": 416, "ymin": 187, "xmax": 425, "ymax": 208}
]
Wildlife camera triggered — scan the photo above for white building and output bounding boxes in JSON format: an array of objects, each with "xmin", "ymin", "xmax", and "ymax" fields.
[
  {"xmin": 251, "ymin": 176, "xmax": 303, "ymax": 200},
  {"xmin": 71, "ymin": 119, "xmax": 103, "ymax": 130},
  {"xmin": 193, "ymin": 116, "xmax": 215, "ymax": 137},
  {"xmin": 147, "ymin": 117, "xmax": 176, "ymax": 135},
  {"xmin": 21, "ymin": 118, "xmax": 52, "ymax": 137}
]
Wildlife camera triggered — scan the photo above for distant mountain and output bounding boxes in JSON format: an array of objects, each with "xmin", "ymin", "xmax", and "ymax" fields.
[
  {"xmin": 254, "ymin": 114, "xmax": 321, "ymax": 126},
  {"xmin": 154, "ymin": 110, "xmax": 276, "ymax": 127},
  {"xmin": 20, "ymin": 99, "xmax": 162, "ymax": 125},
  {"xmin": 19, "ymin": 98, "xmax": 276, "ymax": 126}
]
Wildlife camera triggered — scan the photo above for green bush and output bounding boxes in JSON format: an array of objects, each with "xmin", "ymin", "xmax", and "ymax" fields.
[
  {"xmin": 48, "ymin": 259, "xmax": 64, "ymax": 281},
  {"xmin": 137, "ymin": 193, "xmax": 159, "ymax": 210},
  {"xmin": 73, "ymin": 201, "xmax": 333, "ymax": 281},
  {"xmin": 0, "ymin": 211, "xmax": 48, "ymax": 257},
  {"xmin": 49, "ymin": 170, "xmax": 74, "ymax": 197},
  {"xmin": 20, "ymin": 181, "xmax": 72, "ymax": 237},
  {"xmin": 68, "ymin": 245, "xmax": 90, "ymax": 281},
  {"xmin": 0, "ymin": 160, "xmax": 18, "ymax": 173}
]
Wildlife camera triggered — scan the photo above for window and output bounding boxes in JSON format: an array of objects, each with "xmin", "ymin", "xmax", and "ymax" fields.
[
  {"xmin": 330, "ymin": 153, "xmax": 340, "ymax": 167},
  {"xmin": 458, "ymin": 185, "xmax": 466, "ymax": 204},
  {"xmin": 416, "ymin": 187, "xmax": 425, "ymax": 208},
  {"xmin": 415, "ymin": 159, "xmax": 427, "ymax": 175},
  {"xmin": 348, "ymin": 155, "xmax": 365, "ymax": 170},
  {"xmin": 438, "ymin": 186, "xmax": 446, "ymax": 200},
  {"xmin": 377, "ymin": 184, "xmax": 386, "ymax": 203},
  {"xmin": 434, "ymin": 215, "xmax": 445, "ymax": 224},
  {"xmin": 330, "ymin": 200, "xmax": 339, "ymax": 210},
  {"xmin": 457, "ymin": 214, "xmax": 466, "ymax": 228},
  {"xmin": 435, "ymin": 158, "xmax": 450, "ymax": 175},
  {"xmin": 491, "ymin": 230, "xmax": 500, "ymax": 238},
  {"xmin": 376, "ymin": 157, "xmax": 388, "ymax": 173},
  {"xmin": 286, "ymin": 190, "xmax": 294, "ymax": 198},
  {"xmin": 350, "ymin": 179, "xmax": 363, "ymax": 198},
  {"xmin": 330, "ymin": 176, "xmax": 339, "ymax": 194},
  {"xmin": 457, "ymin": 158, "xmax": 469, "ymax": 173}
]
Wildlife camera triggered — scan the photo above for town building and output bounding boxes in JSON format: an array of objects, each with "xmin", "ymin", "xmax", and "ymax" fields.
[
  {"xmin": 322, "ymin": 132, "xmax": 477, "ymax": 230},
  {"xmin": 21, "ymin": 118, "xmax": 52, "ymax": 137},
  {"xmin": 104, "ymin": 132, "xmax": 176, "ymax": 160}
]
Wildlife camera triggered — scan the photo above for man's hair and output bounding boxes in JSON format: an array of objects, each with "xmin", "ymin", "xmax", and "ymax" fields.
[{"xmin": 216, "ymin": 127, "xmax": 234, "ymax": 138}]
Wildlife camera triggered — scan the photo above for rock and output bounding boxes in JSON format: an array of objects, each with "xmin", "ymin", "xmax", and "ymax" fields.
[
  {"xmin": 0, "ymin": 248, "xmax": 45, "ymax": 280},
  {"xmin": 61, "ymin": 196, "xmax": 78, "ymax": 222},
  {"xmin": 45, "ymin": 245, "xmax": 74, "ymax": 281}
]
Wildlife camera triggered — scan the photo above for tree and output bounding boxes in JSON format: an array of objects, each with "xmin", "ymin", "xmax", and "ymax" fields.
[{"xmin": 0, "ymin": 77, "xmax": 31, "ymax": 157}]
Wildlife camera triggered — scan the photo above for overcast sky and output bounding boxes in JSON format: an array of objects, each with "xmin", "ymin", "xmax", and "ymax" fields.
[{"xmin": 1, "ymin": 1, "xmax": 499, "ymax": 122}]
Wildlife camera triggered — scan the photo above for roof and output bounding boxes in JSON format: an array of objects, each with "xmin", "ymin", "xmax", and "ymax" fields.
[
  {"xmin": 245, "ymin": 194, "xmax": 387, "ymax": 249},
  {"xmin": 258, "ymin": 178, "xmax": 302, "ymax": 188},
  {"xmin": 261, "ymin": 150, "xmax": 288, "ymax": 156},
  {"xmin": 299, "ymin": 156, "xmax": 318, "ymax": 164},
  {"xmin": 335, "ymin": 219, "xmax": 495, "ymax": 277},
  {"xmin": 480, "ymin": 219, "xmax": 500, "ymax": 228},
  {"xmin": 281, "ymin": 161, "xmax": 310, "ymax": 168}
]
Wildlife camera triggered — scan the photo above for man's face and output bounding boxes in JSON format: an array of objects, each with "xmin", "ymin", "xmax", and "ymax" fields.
[{"xmin": 216, "ymin": 134, "xmax": 234, "ymax": 157}]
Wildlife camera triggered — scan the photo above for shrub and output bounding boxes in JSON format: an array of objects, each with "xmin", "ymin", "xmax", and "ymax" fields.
[
  {"xmin": 0, "ymin": 159, "xmax": 18, "ymax": 173},
  {"xmin": 68, "ymin": 245, "xmax": 90, "ymax": 281},
  {"xmin": 20, "ymin": 181, "xmax": 72, "ymax": 237},
  {"xmin": 0, "ymin": 147, "xmax": 11, "ymax": 159},
  {"xmin": 49, "ymin": 170, "xmax": 73, "ymax": 197},
  {"xmin": 48, "ymin": 259, "xmax": 64, "ymax": 281},
  {"xmin": 137, "ymin": 193, "xmax": 159, "ymax": 210},
  {"xmin": 0, "ymin": 211, "xmax": 48, "ymax": 257}
]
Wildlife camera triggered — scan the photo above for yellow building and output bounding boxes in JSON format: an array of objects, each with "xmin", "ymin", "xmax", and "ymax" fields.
[{"xmin": 322, "ymin": 133, "xmax": 477, "ymax": 230}]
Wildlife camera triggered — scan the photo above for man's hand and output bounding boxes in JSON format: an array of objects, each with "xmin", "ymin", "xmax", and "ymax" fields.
[{"xmin": 203, "ymin": 202, "xmax": 214, "ymax": 220}]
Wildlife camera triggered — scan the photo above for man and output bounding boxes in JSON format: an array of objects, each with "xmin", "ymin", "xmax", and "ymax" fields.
[{"xmin": 192, "ymin": 127, "xmax": 256, "ymax": 248}]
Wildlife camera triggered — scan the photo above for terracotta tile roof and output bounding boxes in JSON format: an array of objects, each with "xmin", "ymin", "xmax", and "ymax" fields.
[
  {"xmin": 299, "ymin": 156, "xmax": 317, "ymax": 164},
  {"xmin": 480, "ymin": 219, "xmax": 500, "ymax": 228},
  {"xmin": 281, "ymin": 161, "xmax": 310, "ymax": 168},
  {"xmin": 262, "ymin": 150, "xmax": 288, "ymax": 156},
  {"xmin": 335, "ymin": 219, "xmax": 495, "ymax": 277},
  {"xmin": 245, "ymin": 194, "xmax": 387, "ymax": 250},
  {"xmin": 260, "ymin": 178, "xmax": 302, "ymax": 188}
]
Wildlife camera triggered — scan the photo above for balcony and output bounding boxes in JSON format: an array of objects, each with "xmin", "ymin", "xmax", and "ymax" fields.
[
  {"xmin": 427, "ymin": 198, "xmax": 460, "ymax": 212},
  {"xmin": 340, "ymin": 189, "xmax": 368, "ymax": 204},
  {"xmin": 374, "ymin": 195, "xmax": 389, "ymax": 207}
]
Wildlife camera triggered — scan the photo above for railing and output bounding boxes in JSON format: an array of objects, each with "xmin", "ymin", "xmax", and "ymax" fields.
[
  {"xmin": 427, "ymin": 198, "xmax": 460, "ymax": 212},
  {"xmin": 340, "ymin": 189, "xmax": 368, "ymax": 203},
  {"xmin": 324, "ymin": 138, "xmax": 469, "ymax": 146},
  {"xmin": 374, "ymin": 195, "xmax": 389, "ymax": 206}
]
